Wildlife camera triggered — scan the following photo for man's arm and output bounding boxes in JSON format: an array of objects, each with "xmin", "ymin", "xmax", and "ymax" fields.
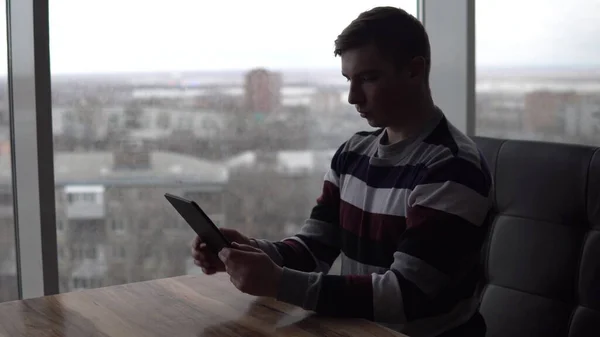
[
  {"xmin": 252, "ymin": 145, "xmax": 344, "ymax": 273},
  {"xmin": 274, "ymin": 156, "xmax": 493, "ymax": 323}
]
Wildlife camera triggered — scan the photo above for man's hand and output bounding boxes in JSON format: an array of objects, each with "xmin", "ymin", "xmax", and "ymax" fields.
[
  {"xmin": 218, "ymin": 242, "xmax": 283, "ymax": 298},
  {"xmin": 191, "ymin": 228, "xmax": 254, "ymax": 275}
]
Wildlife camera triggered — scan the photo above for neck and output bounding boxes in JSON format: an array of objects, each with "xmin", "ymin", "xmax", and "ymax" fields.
[{"xmin": 385, "ymin": 98, "xmax": 436, "ymax": 145}]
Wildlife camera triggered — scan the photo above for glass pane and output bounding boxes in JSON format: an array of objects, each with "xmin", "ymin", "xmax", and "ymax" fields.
[
  {"xmin": 50, "ymin": 0, "xmax": 417, "ymax": 291},
  {"xmin": 0, "ymin": 0, "xmax": 19, "ymax": 302},
  {"xmin": 476, "ymin": 0, "xmax": 600, "ymax": 146}
]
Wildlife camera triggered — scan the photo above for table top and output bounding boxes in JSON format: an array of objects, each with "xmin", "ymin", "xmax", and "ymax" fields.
[{"xmin": 0, "ymin": 273, "xmax": 406, "ymax": 337}]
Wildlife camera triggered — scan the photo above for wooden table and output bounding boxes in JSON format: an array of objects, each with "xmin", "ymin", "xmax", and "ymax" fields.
[{"xmin": 0, "ymin": 274, "xmax": 406, "ymax": 337}]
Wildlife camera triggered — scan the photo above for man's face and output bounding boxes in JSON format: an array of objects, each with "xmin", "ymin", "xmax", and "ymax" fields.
[{"xmin": 341, "ymin": 44, "xmax": 422, "ymax": 128}]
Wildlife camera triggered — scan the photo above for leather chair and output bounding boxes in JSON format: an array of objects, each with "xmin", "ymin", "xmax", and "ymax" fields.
[{"xmin": 473, "ymin": 137, "xmax": 600, "ymax": 337}]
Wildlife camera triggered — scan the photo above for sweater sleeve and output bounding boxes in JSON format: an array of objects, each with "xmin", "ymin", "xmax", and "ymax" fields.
[
  {"xmin": 253, "ymin": 143, "xmax": 344, "ymax": 273},
  {"xmin": 274, "ymin": 156, "xmax": 493, "ymax": 323}
]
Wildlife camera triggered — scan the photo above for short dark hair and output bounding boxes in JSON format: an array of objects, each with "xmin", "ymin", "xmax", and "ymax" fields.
[{"xmin": 334, "ymin": 7, "xmax": 430, "ymax": 73}]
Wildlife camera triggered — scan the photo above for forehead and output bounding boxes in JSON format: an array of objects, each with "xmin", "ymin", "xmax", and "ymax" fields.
[{"xmin": 340, "ymin": 44, "xmax": 393, "ymax": 76}]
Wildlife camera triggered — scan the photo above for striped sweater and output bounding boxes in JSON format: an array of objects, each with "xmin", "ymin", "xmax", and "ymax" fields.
[{"xmin": 255, "ymin": 108, "xmax": 493, "ymax": 337}]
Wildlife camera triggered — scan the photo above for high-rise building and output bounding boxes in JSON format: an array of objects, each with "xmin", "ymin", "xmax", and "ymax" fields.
[
  {"xmin": 524, "ymin": 91, "xmax": 578, "ymax": 135},
  {"xmin": 311, "ymin": 88, "xmax": 343, "ymax": 114},
  {"xmin": 244, "ymin": 68, "xmax": 282, "ymax": 114}
]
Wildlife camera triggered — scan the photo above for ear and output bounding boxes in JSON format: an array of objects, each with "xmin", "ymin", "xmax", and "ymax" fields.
[{"xmin": 407, "ymin": 56, "xmax": 428, "ymax": 80}]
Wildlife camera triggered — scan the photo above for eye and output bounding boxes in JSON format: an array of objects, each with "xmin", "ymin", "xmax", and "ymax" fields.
[{"xmin": 361, "ymin": 75, "xmax": 378, "ymax": 82}]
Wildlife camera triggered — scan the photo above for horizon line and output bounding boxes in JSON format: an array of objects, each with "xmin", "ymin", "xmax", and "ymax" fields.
[{"xmin": 0, "ymin": 65, "xmax": 597, "ymax": 77}]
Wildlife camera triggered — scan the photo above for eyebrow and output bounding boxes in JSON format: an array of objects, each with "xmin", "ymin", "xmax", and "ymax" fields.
[{"xmin": 342, "ymin": 69, "xmax": 380, "ymax": 79}]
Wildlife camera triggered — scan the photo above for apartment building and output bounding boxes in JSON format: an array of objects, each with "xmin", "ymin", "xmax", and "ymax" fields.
[{"xmin": 0, "ymin": 143, "xmax": 228, "ymax": 294}]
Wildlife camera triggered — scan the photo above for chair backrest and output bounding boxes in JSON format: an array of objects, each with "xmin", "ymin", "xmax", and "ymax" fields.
[{"xmin": 473, "ymin": 136, "xmax": 600, "ymax": 337}]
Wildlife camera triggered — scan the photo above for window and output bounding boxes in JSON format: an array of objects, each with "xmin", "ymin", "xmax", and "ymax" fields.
[
  {"xmin": 476, "ymin": 0, "xmax": 600, "ymax": 146},
  {"xmin": 71, "ymin": 246, "xmax": 81, "ymax": 260},
  {"xmin": 49, "ymin": 0, "xmax": 417, "ymax": 293},
  {"xmin": 71, "ymin": 245, "xmax": 97, "ymax": 260},
  {"xmin": 72, "ymin": 278, "xmax": 82, "ymax": 289},
  {"xmin": 67, "ymin": 192, "xmax": 97, "ymax": 204},
  {"xmin": 0, "ymin": 0, "xmax": 18, "ymax": 303},
  {"xmin": 156, "ymin": 112, "xmax": 170, "ymax": 130},
  {"xmin": 111, "ymin": 219, "xmax": 126, "ymax": 232},
  {"xmin": 112, "ymin": 245, "xmax": 126, "ymax": 258},
  {"xmin": 124, "ymin": 103, "xmax": 143, "ymax": 129},
  {"xmin": 82, "ymin": 193, "xmax": 96, "ymax": 202},
  {"xmin": 176, "ymin": 116, "xmax": 193, "ymax": 130},
  {"xmin": 85, "ymin": 246, "xmax": 97, "ymax": 259},
  {"xmin": 107, "ymin": 114, "xmax": 120, "ymax": 129}
]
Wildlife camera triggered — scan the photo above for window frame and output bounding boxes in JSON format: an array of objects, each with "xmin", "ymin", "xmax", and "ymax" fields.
[
  {"xmin": 7, "ymin": 0, "xmax": 474, "ymax": 299},
  {"xmin": 8, "ymin": 0, "xmax": 59, "ymax": 299},
  {"xmin": 421, "ymin": 0, "xmax": 475, "ymax": 136}
]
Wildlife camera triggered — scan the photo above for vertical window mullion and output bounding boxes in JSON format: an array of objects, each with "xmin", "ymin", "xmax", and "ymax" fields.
[{"xmin": 7, "ymin": 0, "xmax": 58, "ymax": 299}]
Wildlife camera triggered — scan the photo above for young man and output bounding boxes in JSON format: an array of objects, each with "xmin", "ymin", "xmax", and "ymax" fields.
[{"xmin": 192, "ymin": 6, "xmax": 492, "ymax": 337}]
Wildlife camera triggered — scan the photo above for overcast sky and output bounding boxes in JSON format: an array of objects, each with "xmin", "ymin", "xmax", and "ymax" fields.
[{"xmin": 0, "ymin": 0, "xmax": 598, "ymax": 74}]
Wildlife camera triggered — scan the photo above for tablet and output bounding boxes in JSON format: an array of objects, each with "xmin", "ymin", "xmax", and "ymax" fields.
[{"xmin": 164, "ymin": 193, "xmax": 231, "ymax": 253}]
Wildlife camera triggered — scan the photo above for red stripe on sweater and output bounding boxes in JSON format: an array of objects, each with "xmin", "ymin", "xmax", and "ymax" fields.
[
  {"xmin": 339, "ymin": 199, "xmax": 407, "ymax": 243},
  {"xmin": 280, "ymin": 239, "xmax": 316, "ymax": 271}
]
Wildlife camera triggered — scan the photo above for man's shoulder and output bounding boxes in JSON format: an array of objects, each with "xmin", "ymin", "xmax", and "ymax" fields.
[
  {"xmin": 421, "ymin": 117, "xmax": 489, "ymax": 175},
  {"xmin": 415, "ymin": 120, "xmax": 493, "ymax": 200}
]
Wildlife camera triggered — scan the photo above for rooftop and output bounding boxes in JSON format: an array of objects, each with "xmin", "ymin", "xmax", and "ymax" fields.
[{"xmin": 0, "ymin": 150, "xmax": 229, "ymax": 187}]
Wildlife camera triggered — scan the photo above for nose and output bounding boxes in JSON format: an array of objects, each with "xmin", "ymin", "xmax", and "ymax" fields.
[{"xmin": 347, "ymin": 81, "xmax": 365, "ymax": 105}]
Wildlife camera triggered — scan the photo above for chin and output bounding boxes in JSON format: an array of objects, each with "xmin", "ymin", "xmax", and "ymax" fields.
[{"xmin": 366, "ymin": 118, "xmax": 383, "ymax": 128}]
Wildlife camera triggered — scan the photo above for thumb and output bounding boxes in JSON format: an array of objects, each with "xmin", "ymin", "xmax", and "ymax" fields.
[{"xmin": 231, "ymin": 242, "xmax": 262, "ymax": 253}]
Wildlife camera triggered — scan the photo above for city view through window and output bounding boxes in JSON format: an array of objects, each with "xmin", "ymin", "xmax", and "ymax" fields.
[
  {"xmin": 0, "ymin": 0, "xmax": 599, "ymax": 301},
  {"xmin": 476, "ymin": 0, "xmax": 600, "ymax": 144}
]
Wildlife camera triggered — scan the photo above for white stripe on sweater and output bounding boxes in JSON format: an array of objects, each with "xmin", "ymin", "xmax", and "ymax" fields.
[
  {"xmin": 409, "ymin": 181, "xmax": 490, "ymax": 226},
  {"xmin": 340, "ymin": 174, "xmax": 410, "ymax": 216}
]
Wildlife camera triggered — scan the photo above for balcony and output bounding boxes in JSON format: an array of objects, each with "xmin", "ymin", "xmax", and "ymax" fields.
[{"xmin": 64, "ymin": 185, "xmax": 105, "ymax": 219}]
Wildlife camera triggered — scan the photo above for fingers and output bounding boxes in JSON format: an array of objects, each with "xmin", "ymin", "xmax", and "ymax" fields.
[
  {"xmin": 231, "ymin": 242, "xmax": 262, "ymax": 253},
  {"xmin": 218, "ymin": 248, "xmax": 231, "ymax": 263},
  {"xmin": 190, "ymin": 242, "xmax": 202, "ymax": 260},
  {"xmin": 191, "ymin": 236, "xmax": 224, "ymax": 273},
  {"xmin": 192, "ymin": 243, "xmax": 211, "ymax": 261},
  {"xmin": 193, "ymin": 258, "xmax": 217, "ymax": 273},
  {"xmin": 191, "ymin": 236, "xmax": 208, "ymax": 257},
  {"xmin": 230, "ymin": 274, "xmax": 243, "ymax": 291},
  {"xmin": 191, "ymin": 232, "xmax": 257, "ymax": 276},
  {"xmin": 196, "ymin": 259, "xmax": 222, "ymax": 274},
  {"xmin": 218, "ymin": 246, "xmax": 245, "ymax": 262},
  {"xmin": 191, "ymin": 236, "xmax": 201, "ymax": 255},
  {"xmin": 220, "ymin": 228, "xmax": 251, "ymax": 246},
  {"xmin": 218, "ymin": 246, "xmax": 259, "ymax": 271},
  {"xmin": 223, "ymin": 252, "xmax": 244, "ymax": 290},
  {"xmin": 193, "ymin": 235, "xmax": 201, "ymax": 248},
  {"xmin": 201, "ymin": 266, "xmax": 218, "ymax": 275},
  {"xmin": 219, "ymin": 248, "xmax": 236, "ymax": 272}
]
